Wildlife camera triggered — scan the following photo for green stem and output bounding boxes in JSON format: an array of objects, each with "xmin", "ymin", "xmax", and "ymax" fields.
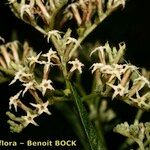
[
  {"xmin": 70, "ymin": 84, "xmax": 107, "ymax": 150},
  {"xmin": 29, "ymin": 89, "xmax": 43, "ymax": 104},
  {"xmin": 50, "ymin": 36, "xmax": 70, "ymax": 89}
]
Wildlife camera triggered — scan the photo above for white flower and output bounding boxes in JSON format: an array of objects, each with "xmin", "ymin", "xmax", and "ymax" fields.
[
  {"xmin": 129, "ymin": 91, "xmax": 150, "ymax": 108},
  {"xmin": 42, "ymin": 48, "xmax": 59, "ymax": 63},
  {"xmin": 9, "ymin": 68, "xmax": 33, "ymax": 85},
  {"xmin": 22, "ymin": 111, "xmax": 38, "ymax": 127},
  {"xmin": 9, "ymin": 90, "xmax": 22, "ymax": 112},
  {"xmin": 107, "ymin": 83, "xmax": 129, "ymax": 99},
  {"xmin": 68, "ymin": 58, "xmax": 84, "ymax": 74},
  {"xmin": 22, "ymin": 81, "xmax": 35, "ymax": 96},
  {"xmin": 46, "ymin": 30, "xmax": 63, "ymax": 43},
  {"xmin": 9, "ymin": 69, "xmax": 24, "ymax": 85},
  {"xmin": 27, "ymin": 52, "xmax": 42, "ymax": 66},
  {"xmin": 30, "ymin": 101, "xmax": 51, "ymax": 115},
  {"xmin": 38, "ymin": 79, "xmax": 54, "ymax": 96},
  {"xmin": 90, "ymin": 63, "xmax": 105, "ymax": 74}
]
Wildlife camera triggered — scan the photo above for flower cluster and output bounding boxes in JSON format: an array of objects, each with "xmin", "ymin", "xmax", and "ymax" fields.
[
  {"xmin": 0, "ymin": 42, "xmax": 62, "ymax": 132},
  {"xmin": 0, "ymin": 19, "xmax": 86, "ymax": 133},
  {"xmin": 9, "ymin": 0, "xmax": 68, "ymax": 32},
  {"xmin": 8, "ymin": 0, "xmax": 126, "ymax": 45},
  {"xmin": 3, "ymin": 2, "xmax": 150, "ymax": 149},
  {"xmin": 0, "ymin": 35, "xmax": 86, "ymax": 133},
  {"xmin": 63, "ymin": 0, "xmax": 126, "ymax": 28},
  {"xmin": 90, "ymin": 42, "xmax": 150, "ymax": 110},
  {"xmin": 114, "ymin": 122, "xmax": 150, "ymax": 149}
]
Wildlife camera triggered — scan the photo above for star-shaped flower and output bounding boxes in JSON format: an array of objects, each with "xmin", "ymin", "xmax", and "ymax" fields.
[
  {"xmin": 9, "ymin": 68, "xmax": 33, "ymax": 85},
  {"xmin": 22, "ymin": 111, "xmax": 38, "ymax": 127},
  {"xmin": 9, "ymin": 69, "xmax": 25, "ymax": 85},
  {"xmin": 27, "ymin": 52, "xmax": 42, "ymax": 66},
  {"xmin": 30, "ymin": 101, "xmax": 51, "ymax": 115},
  {"xmin": 42, "ymin": 48, "xmax": 59, "ymax": 63},
  {"xmin": 38, "ymin": 79, "xmax": 55, "ymax": 96},
  {"xmin": 107, "ymin": 83, "xmax": 129, "ymax": 99},
  {"xmin": 46, "ymin": 30, "xmax": 63, "ymax": 43},
  {"xmin": 129, "ymin": 91, "xmax": 150, "ymax": 108},
  {"xmin": 68, "ymin": 58, "xmax": 84, "ymax": 74},
  {"xmin": 9, "ymin": 90, "xmax": 22, "ymax": 112},
  {"xmin": 22, "ymin": 81, "xmax": 35, "ymax": 96}
]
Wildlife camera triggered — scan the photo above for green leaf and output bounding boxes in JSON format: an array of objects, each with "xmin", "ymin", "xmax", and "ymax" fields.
[
  {"xmin": 56, "ymin": 102, "xmax": 89, "ymax": 150},
  {"xmin": 70, "ymin": 84, "xmax": 106, "ymax": 150}
]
